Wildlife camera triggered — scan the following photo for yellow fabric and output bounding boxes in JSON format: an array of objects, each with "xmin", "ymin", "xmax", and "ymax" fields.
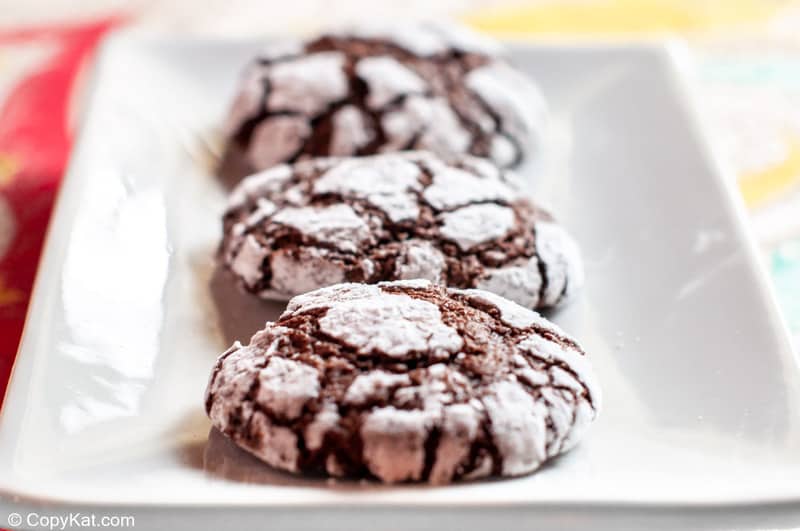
[
  {"xmin": 465, "ymin": 0, "xmax": 790, "ymax": 35},
  {"xmin": 740, "ymin": 134, "xmax": 800, "ymax": 208}
]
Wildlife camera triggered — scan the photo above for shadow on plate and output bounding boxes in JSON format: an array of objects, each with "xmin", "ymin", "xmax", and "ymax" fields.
[{"xmin": 208, "ymin": 264, "xmax": 286, "ymax": 345}]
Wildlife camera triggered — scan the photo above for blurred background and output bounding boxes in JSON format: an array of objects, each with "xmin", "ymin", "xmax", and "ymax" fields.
[{"xmin": 1, "ymin": 0, "xmax": 799, "ymax": 402}]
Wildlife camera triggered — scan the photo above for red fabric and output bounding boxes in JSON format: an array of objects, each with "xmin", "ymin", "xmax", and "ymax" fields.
[{"xmin": 0, "ymin": 17, "xmax": 122, "ymax": 406}]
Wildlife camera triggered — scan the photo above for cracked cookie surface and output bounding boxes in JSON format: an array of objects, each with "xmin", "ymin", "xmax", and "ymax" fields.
[
  {"xmin": 221, "ymin": 151, "xmax": 583, "ymax": 311},
  {"xmin": 219, "ymin": 21, "xmax": 547, "ymax": 182},
  {"xmin": 205, "ymin": 280, "xmax": 601, "ymax": 484}
]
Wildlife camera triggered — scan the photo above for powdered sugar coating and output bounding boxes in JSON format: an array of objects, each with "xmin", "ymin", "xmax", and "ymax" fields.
[
  {"xmin": 285, "ymin": 282, "xmax": 380, "ymax": 315},
  {"xmin": 453, "ymin": 287, "xmax": 558, "ymax": 334},
  {"xmin": 422, "ymin": 166, "xmax": 516, "ymax": 210},
  {"xmin": 429, "ymin": 403, "xmax": 481, "ymax": 484},
  {"xmin": 361, "ymin": 407, "xmax": 430, "ymax": 482},
  {"xmin": 221, "ymin": 152, "xmax": 582, "ymax": 311},
  {"xmin": 476, "ymin": 257, "xmax": 543, "ymax": 310},
  {"xmin": 271, "ymin": 204, "xmax": 371, "ymax": 253},
  {"xmin": 205, "ymin": 281, "xmax": 600, "ymax": 484},
  {"xmin": 248, "ymin": 412, "xmax": 301, "ymax": 472},
  {"xmin": 266, "ymin": 248, "xmax": 347, "ymax": 299},
  {"xmin": 314, "ymin": 155, "xmax": 422, "ymax": 223},
  {"xmin": 345, "ymin": 371, "xmax": 412, "ymax": 405},
  {"xmin": 439, "ymin": 203, "xmax": 516, "ymax": 251},
  {"xmin": 229, "ymin": 234, "xmax": 268, "ymax": 289},
  {"xmin": 329, "ymin": 105, "xmax": 375, "ymax": 156},
  {"xmin": 266, "ymin": 51, "xmax": 348, "ymax": 115},
  {"xmin": 381, "ymin": 96, "xmax": 471, "ymax": 156},
  {"xmin": 228, "ymin": 164, "xmax": 292, "ymax": 208},
  {"xmin": 257, "ymin": 356, "xmax": 319, "ymax": 420},
  {"xmin": 535, "ymin": 221, "xmax": 585, "ymax": 305},
  {"xmin": 517, "ymin": 333, "xmax": 602, "ymax": 412},
  {"xmin": 465, "ymin": 61, "xmax": 548, "ymax": 154},
  {"xmin": 318, "ymin": 292, "xmax": 463, "ymax": 359},
  {"xmin": 395, "ymin": 239, "xmax": 446, "ymax": 283},
  {"xmin": 356, "ymin": 56, "xmax": 428, "ymax": 110},
  {"xmin": 248, "ymin": 115, "xmax": 310, "ymax": 170},
  {"xmin": 304, "ymin": 402, "xmax": 340, "ymax": 451},
  {"xmin": 482, "ymin": 380, "xmax": 547, "ymax": 474},
  {"xmin": 220, "ymin": 22, "xmax": 546, "ymax": 181}
]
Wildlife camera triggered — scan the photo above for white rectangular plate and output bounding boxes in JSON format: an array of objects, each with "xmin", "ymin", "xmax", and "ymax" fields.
[{"xmin": 1, "ymin": 36, "xmax": 799, "ymax": 530}]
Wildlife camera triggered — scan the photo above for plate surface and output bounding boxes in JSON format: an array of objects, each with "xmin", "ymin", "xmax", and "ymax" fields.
[{"xmin": 1, "ymin": 36, "xmax": 799, "ymax": 529}]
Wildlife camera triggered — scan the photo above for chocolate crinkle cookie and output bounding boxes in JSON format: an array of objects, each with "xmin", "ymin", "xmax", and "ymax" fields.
[
  {"xmin": 205, "ymin": 280, "xmax": 601, "ymax": 484},
  {"xmin": 219, "ymin": 21, "xmax": 547, "ymax": 182},
  {"xmin": 221, "ymin": 151, "xmax": 583, "ymax": 311}
]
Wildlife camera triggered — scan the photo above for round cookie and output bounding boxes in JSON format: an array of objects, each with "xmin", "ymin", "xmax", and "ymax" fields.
[
  {"xmin": 219, "ymin": 21, "xmax": 547, "ymax": 182},
  {"xmin": 221, "ymin": 151, "xmax": 583, "ymax": 311},
  {"xmin": 205, "ymin": 280, "xmax": 601, "ymax": 484}
]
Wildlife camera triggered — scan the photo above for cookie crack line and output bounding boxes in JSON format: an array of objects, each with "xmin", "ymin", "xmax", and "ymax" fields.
[{"xmin": 205, "ymin": 281, "xmax": 601, "ymax": 484}]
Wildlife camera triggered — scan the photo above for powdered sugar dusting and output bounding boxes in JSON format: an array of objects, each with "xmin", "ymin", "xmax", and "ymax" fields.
[
  {"xmin": 381, "ymin": 278, "xmax": 432, "ymax": 290},
  {"xmin": 267, "ymin": 248, "xmax": 347, "ymax": 299},
  {"xmin": 329, "ymin": 105, "xmax": 374, "ymax": 156},
  {"xmin": 248, "ymin": 115, "xmax": 310, "ymax": 170},
  {"xmin": 314, "ymin": 155, "xmax": 422, "ymax": 223},
  {"xmin": 206, "ymin": 344, "xmax": 260, "ymax": 430},
  {"xmin": 271, "ymin": 204, "xmax": 370, "ymax": 253},
  {"xmin": 439, "ymin": 203, "xmax": 515, "ymax": 251},
  {"xmin": 429, "ymin": 403, "xmax": 480, "ymax": 484},
  {"xmin": 489, "ymin": 135, "xmax": 517, "ymax": 167},
  {"xmin": 536, "ymin": 222, "xmax": 584, "ymax": 305},
  {"xmin": 267, "ymin": 52, "xmax": 348, "ymax": 116},
  {"xmin": 229, "ymin": 164, "xmax": 292, "ymax": 209},
  {"xmin": 318, "ymin": 291, "xmax": 463, "ymax": 358},
  {"xmin": 356, "ymin": 56, "xmax": 428, "ymax": 110},
  {"xmin": 361, "ymin": 406, "xmax": 430, "ymax": 483},
  {"xmin": 285, "ymin": 282, "xmax": 380, "ymax": 315},
  {"xmin": 423, "ymin": 165, "xmax": 517, "ymax": 210},
  {"xmin": 256, "ymin": 357, "xmax": 320, "ymax": 421},
  {"xmin": 453, "ymin": 287, "xmax": 543, "ymax": 331},
  {"xmin": 517, "ymin": 333, "xmax": 601, "ymax": 410},
  {"xmin": 466, "ymin": 61, "xmax": 547, "ymax": 147},
  {"xmin": 393, "ymin": 364, "xmax": 469, "ymax": 410},
  {"xmin": 482, "ymin": 380, "xmax": 547, "ymax": 475},
  {"xmin": 475, "ymin": 258, "xmax": 542, "ymax": 313},
  {"xmin": 539, "ymin": 387, "xmax": 573, "ymax": 453},
  {"xmin": 242, "ymin": 198, "xmax": 277, "ymax": 229},
  {"xmin": 229, "ymin": 234, "xmax": 268, "ymax": 289},
  {"xmin": 304, "ymin": 402, "xmax": 340, "ymax": 451},
  {"xmin": 561, "ymin": 398, "xmax": 595, "ymax": 452},
  {"xmin": 381, "ymin": 96, "xmax": 470, "ymax": 155},
  {"xmin": 344, "ymin": 371, "xmax": 411, "ymax": 405},
  {"xmin": 395, "ymin": 239, "xmax": 445, "ymax": 283},
  {"xmin": 248, "ymin": 412, "xmax": 300, "ymax": 472},
  {"xmin": 367, "ymin": 193, "xmax": 420, "ymax": 223}
]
